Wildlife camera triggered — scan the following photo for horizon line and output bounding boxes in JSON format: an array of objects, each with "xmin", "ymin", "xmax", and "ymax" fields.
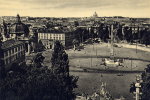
[{"xmin": 1, "ymin": 15, "xmax": 150, "ymax": 19}]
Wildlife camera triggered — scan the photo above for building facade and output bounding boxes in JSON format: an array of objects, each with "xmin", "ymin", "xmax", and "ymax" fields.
[
  {"xmin": 38, "ymin": 32, "xmax": 74, "ymax": 49},
  {"xmin": 0, "ymin": 14, "xmax": 38, "ymax": 54},
  {"xmin": 0, "ymin": 39, "xmax": 25, "ymax": 70}
]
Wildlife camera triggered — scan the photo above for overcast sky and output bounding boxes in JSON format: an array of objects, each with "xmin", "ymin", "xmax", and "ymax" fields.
[{"xmin": 0, "ymin": 0, "xmax": 150, "ymax": 17}]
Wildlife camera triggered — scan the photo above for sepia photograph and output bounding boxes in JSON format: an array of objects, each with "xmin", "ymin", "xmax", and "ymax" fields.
[{"xmin": 0, "ymin": 0, "xmax": 150, "ymax": 100}]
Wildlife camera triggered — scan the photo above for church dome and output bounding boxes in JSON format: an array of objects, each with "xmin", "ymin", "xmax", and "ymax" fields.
[{"xmin": 9, "ymin": 14, "xmax": 29, "ymax": 37}]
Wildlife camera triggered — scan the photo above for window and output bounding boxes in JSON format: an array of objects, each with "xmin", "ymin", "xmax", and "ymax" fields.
[
  {"xmin": 5, "ymin": 51, "xmax": 8, "ymax": 57},
  {"xmin": 21, "ymin": 45, "xmax": 23, "ymax": 50},
  {"xmin": 15, "ymin": 47, "xmax": 17, "ymax": 52},
  {"xmin": 12, "ymin": 48, "xmax": 14, "ymax": 54},
  {"xmin": 59, "ymin": 37, "xmax": 61, "ymax": 40},
  {"xmin": 41, "ymin": 33, "xmax": 43, "ymax": 39},
  {"xmin": 5, "ymin": 59, "xmax": 8, "ymax": 65},
  {"xmin": 7, "ymin": 50, "xmax": 9, "ymax": 57},
  {"xmin": 18, "ymin": 52, "xmax": 20, "ymax": 58},
  {"xmin": 20, "ymin": 51, "xmax": 22, "ymax": 56},
  {"xmin": 20, "ymin": 46, "xmax": 21, "ymax": 50},
  {"xmin": 22, "ymin": 51, "xmax": 24, "ymax": 55},
  {"xmin": 9, "ymin": 57, "xmax": 11, "ymax": 63},
  {"xmin": 16, "ymin": 53, "xmax": 18, "ymax": 59},
  {"xmin": 39, "ymin": 33, "xmax": 41, "ymax": 39},
  {"xmin": 23, "ymin": 45, "xmax": 24, "ymax": 50},
  {"xmin": 7, "ymin": 58, "xmax": 10, "ymax": 63},
  {"xmin": 62, "ymin": 36, "xmax": 65, "ymax": 40},
  {"xmin": 48, "ymin": 34, "xmax": 50, "ymax": 39},
  {"xmin": 47, "ymin": 34, "xmax": 48, "ymax": 39},
  {"xmin": 11, "ymin": 55, "xmax": 14, "ymax": 61},
  {"xmin": 18, "ymin": 46, "xmax": 20, "ymax": 51},
  {"xmin": 9, "ymin": 50, "xmax": 11, "ymax": 56},
  {"xmin": 44, "ymin": 34, "xmax": 46, "ymax": 39}
]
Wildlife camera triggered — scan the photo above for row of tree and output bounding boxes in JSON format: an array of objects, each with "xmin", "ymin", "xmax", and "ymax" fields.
[
  {"xmin": 98, "ymin": 24, "xmax": 150, "ymax": 46},
  {"xmin": 73, "ymin": 23, "xmax": 150, "ymax": 46}
]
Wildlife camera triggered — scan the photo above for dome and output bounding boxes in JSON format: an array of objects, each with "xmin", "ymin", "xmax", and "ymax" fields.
[
  {"xmin": 10, "ymin": 23, "xmax": 29, "ymax": 36},
  {"xmin": 9, "ymin": 14, "xmax": 29, "ymax": 37},
  {"xmin": 93, "ymin": 12, "xmax": 98, "ymax": 18}
]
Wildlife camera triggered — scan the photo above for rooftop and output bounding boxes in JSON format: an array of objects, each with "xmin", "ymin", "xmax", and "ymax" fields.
[
  {"xmin": 1, "ymin": 39, "xmax": 24, "ymax": 50},
  {"xmin": 38, "ymin": 26, "xmax": 75, "ymax": 33}
]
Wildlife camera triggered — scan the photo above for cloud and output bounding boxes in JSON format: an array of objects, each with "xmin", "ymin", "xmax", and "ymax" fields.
[
  {"xmin": 53, "ymin": 1, "xmax": 112, "ymax": 9},
  {"xmin": 0, "ymin": 0, "xmax": 149, "ymax": 17}
]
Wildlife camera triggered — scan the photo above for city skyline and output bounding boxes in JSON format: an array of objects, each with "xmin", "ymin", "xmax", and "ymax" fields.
[{"xmin": 0, "ymin": 0, "xmax": 150, "ymax": 18}]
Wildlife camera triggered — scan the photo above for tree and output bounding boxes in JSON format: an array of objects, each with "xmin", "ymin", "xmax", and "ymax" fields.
[
  {"xmin": 0, "ymin": 64, "xmax": 58, "ymax": 100},
  {"xmin": 116, "ymin": 25, "xmax": 123, "ymax": 41},
  {"xmin": 124, "ymin": 27, "xmax": 133, "ymax": 43},
  {"xmin": 103, "ymin": 26, "xmax": 109, "ymax": 42},
  {"xmin": 97, "ymin": 24, "xmax": 109, "ymax": 42},
  {"xmin": 139, "ymin": 29, "xmax": 146, "ymax": 44},
  {"xmin": 0, "ymin": 40, "xmax": 78, "ymax": 100},
  {"xmin": 141, "ymin": 29, "xmax": 150, "ymax": 46},
  {"xmin": 141, "ymin": 64, "xmax": 150, "ymax": 100},
  {"xmin": 0, "ymin": 58, "xmax": 77, "ymax": 100},
  {"xmin": 32, "ymin": 53, "xmax": 45, "ymax": 68},
  {"xmin": 37, "ymin": 40, "xmax": 45, "ymax": 52},
  {"xmin": 51, "ymin": 41, "xmax": 78, "ymax": 100},
  {"xmin": 98, "ymin": 23, "xmax": 104, "ymax": 41}
]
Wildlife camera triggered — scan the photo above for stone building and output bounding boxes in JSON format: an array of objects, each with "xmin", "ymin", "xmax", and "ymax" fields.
[
  {"xmin": 0, "ymin": 39, "xmax": 25, "ymax": 70},
  {"xmin": 0, "ymin": 14, "xmax": 37, "ymax": 54},
  {"xmin": 38, "ymin": 32, "xmax": 74, "ymax": 49}
]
